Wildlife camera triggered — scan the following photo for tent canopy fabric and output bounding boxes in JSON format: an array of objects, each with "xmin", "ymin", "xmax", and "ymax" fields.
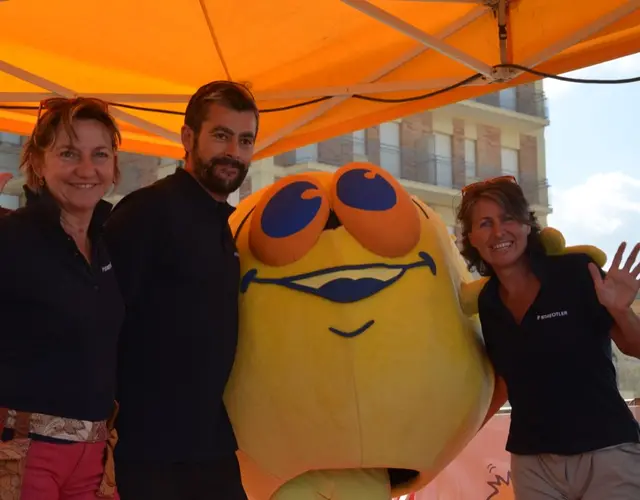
[{"xmin": 1, "ymin": 0, "xmax": 639, "ymax": 160}]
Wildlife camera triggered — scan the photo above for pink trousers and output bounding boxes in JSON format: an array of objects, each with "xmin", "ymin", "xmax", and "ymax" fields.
[{"xmin": 20, "ymin": 440, "xmax": 119, "ymax": 500}]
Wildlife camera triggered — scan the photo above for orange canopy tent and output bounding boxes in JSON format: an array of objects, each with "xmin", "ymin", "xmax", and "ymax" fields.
[{"xmin": 1, "ymin": 0, "xmax": 640, "ymax": 160}]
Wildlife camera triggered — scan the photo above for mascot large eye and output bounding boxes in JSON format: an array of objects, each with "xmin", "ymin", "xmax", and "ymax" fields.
[
  {"xmin": 249, "ymin": 176, "xmax": 330, "ymax": 266},
  {"xmin": 331, "ymin": 163, "xmax": 420, "ymax": 257}
]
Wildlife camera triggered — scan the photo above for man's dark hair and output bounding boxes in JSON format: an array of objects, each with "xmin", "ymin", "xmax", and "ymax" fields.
[
  {"xmin": 456, "ymin": 180, "xmax": 545, "ymax": 277},
  {"xmin": 184, "ymin": 80, "xmax": 259, "ymax": 137}
]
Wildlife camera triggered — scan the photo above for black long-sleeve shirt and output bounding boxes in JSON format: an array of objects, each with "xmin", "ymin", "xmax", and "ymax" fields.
[
  {"xmin": 0, "ymin": 188, "xmax": 123, "ymax": 422},
  {"xmin": 103, "ymin": 168, "xmax": 240, "ymax": 463}
]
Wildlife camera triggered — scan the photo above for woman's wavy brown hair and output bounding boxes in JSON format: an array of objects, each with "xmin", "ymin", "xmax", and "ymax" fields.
[
  {"xmin": 456, "ymin": 180, "xmax": 545, "ymax": 277},
  {"xmin": 20, "ymin": 97, "xmax": 122, "ymax": 192}
]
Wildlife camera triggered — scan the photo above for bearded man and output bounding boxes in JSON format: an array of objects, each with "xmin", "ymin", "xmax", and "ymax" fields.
[{"xmin": 104, "ymin": 81, "xmax": 257, "ymax": 500}]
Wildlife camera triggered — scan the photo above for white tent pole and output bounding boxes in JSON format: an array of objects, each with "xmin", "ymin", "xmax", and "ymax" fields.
[
  {"xmin": 0, "ymin": 78, "xmax": 488, "ymax": 104},
  {"xmin": 197, "ymin": 0, "xmax": 232, "ymax": 80},
  {"xmin": 342, "ymin": 0, "xmax": 494, "ymax": 78},
  {"xmin": 0, "ymin": 60, "xmax": 181, "ymax": 144},
  {"xmin": 0, "ymin": 92, "xmax": 53, "ymax": 102},
  {"xmin": 255, "ymin": 5, "xmax": 487, "ymax": 154},
  {"xmin": 497, "ymin": 0, "xmax": 509, "ymax": 64},
  {"xmin": 108, "ymin": 109, "xmax": 181, "ymax": 145}
]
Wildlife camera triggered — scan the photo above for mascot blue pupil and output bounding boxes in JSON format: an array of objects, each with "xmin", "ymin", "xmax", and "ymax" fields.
[
  {"xmin": 336, "ymin": 169, "xmax": 396, "ymax": 211},
  {"xmin": 261, "ymin": 171, "xmax": 397, "ymax": 239},
  {"xmin": 261, "ymin": 182, "xmax": 323, "ymax": 238}
]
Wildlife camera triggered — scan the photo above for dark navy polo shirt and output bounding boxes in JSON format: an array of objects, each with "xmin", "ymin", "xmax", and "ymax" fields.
[
  {"xmin": 479, "ymin": 252, "xmax": 640, "ymax": 455},
  {"xmin": 103, "ymin": 168, "xmax": 240, "ymax": 463},
  {"xmin": 0, "ymin": 188, "xmax": 123, "ymax": 422}
]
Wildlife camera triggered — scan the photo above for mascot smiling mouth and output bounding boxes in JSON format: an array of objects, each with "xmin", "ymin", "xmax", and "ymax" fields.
[{"xmin": 240, "ymin": 251, "xmax": 437, "ymax": 338}]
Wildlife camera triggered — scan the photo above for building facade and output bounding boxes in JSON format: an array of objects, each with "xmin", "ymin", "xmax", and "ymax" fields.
[
  {"xmin": 0, "ymin": 82, "xmax": 551, "ymax": 232},
  {"xmin": 241, "ymin": 81, "xmax": 551, "ymax": 236}
]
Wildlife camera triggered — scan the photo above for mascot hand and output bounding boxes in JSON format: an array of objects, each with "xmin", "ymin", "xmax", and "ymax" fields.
[
  {"xmin": 460, "ymin": 227, "xmax": 607, "ymax": 315},
  {"xmin": 539, "ymin": 226, "xmax": 607, "ymax": 268},
  {"xmin": 459, "ymin": 278, "xmax": 489, "ymax": 317}
]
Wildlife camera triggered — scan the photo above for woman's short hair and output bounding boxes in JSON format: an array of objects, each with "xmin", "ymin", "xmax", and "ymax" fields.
[
  {"xmin": 20, "ymin": 97, "xmax": 122, "ymax": 192},
  {"xmin": 456, "ymin": 178, "xmax": 545, "ymax": 276}
]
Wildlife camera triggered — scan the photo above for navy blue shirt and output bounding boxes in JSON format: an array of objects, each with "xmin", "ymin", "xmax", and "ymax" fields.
[
  {"xmin": 104, "ymin": 168, "xmax": 240, "ymax": 463},
  {"xmin": 0, "ymin": 188, "xmax": 123, "ymax": 422},
  {"xmin": 479, "ymin": 252, "xmax": 639, "ymax": 455}
]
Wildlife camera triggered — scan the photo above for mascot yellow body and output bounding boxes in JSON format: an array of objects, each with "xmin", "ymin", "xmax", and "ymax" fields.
[{"xmin": 224, "ymin": 162, "xmax": 605, "ymax": 500}]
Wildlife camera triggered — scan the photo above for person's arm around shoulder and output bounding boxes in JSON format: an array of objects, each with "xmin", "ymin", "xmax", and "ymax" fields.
[
  {"xmin": 103, "ymin": 187, "xmax": 166, "ymax": 306},
  {"xmin": 479, "ymin": 375, "xmax": 507, "ymax": 430},
  {"xmin": 586, "ymin": 242, "xmax": 640, "ymax": 359}
]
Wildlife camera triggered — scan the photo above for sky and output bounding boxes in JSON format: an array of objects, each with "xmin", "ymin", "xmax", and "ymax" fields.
[{"xmin": 544, "ymin": 53, "xmax": 640, "ymax": 269}]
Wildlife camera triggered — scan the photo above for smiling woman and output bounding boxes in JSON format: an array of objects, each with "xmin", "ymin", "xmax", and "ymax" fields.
[
  {"xmin": 456, "ymin": 176, "xmax": 640, "ymax": 500},
  {"xmin": 21, "ymin": 98, "xmax": 121, "ymax": 234},
  {"xmin": 0, "ymin": 97, "xmax": 123, "ymax": 500}
]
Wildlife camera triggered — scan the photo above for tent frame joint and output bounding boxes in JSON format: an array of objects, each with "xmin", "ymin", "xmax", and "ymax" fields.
[{"xmin": 489, "ymin": 66, "xmax": 517, "ymax": 83}]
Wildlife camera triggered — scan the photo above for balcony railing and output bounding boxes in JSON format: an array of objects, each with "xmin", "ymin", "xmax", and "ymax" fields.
[
  {"xmin": 522, "ymin": 178, "xmax": 551, "ymax": 208},
  {"xmin": 416, "ymin": 155, "xmax": 456, "ymax": 189},
  {"xmin": 459, "ymin": 173, "xmax": 550, "ymax": 208},
  {"xmin": 277, "ymin": 140, "xmax": 551, "ymax": 209},
  {"xmin": 0, "ymin": 133, "xmax": 23, "ymax": 152},
  {"xmin": 471, "ymin": 88, "xmax": 549, "ymax": 120}
]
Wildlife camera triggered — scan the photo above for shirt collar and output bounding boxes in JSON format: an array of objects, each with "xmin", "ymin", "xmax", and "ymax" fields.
[
  {"xmin": 173, "ymin": 167, "xmax": 236, "ymax": 220},
  {"xmin": 23, "ymin": 185, "xmax": 113, "ymax": 238},
  {"xmin": 482, "ymin": 252, "xmax": 551, "ymax": 306}
]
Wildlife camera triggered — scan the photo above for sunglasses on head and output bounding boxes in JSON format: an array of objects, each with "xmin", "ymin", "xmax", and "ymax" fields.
[
  {"xmin": 36, "ymin": 96, "xmax": 110, "ymax": 121},
  {"xmin": 461, "ymin": 175, "xmax": 518, "ymax": 196}
]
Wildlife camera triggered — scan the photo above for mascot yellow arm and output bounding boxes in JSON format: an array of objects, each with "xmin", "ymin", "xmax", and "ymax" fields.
[
  {"xmin": 460, "ymin": 227, "xmax": 607, "ymax": 316},
  {"xmin": 540, "ymin": 227, "xmax": 607, "ymax": 267}
]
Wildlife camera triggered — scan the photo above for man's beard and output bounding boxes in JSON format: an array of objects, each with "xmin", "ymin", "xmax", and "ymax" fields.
[{"xmin": 192, "ymin": 150, "xmax": 249, "ymax": 196}]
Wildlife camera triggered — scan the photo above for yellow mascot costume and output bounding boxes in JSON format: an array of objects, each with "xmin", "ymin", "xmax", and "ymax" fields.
[{"xmin": 224, "ymin": 162, "xmax": 605, "ymax": 500}]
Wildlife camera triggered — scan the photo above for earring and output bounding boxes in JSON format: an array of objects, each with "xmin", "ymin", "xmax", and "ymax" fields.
[{"xmin": 38, "ymin": 177, "xmax": 45, "ymax": 187}]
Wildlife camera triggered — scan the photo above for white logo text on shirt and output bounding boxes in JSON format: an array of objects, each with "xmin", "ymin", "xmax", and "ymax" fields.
[{"xmin": 536, "ymin": 310, "xmax": 568, "ymax": 321}]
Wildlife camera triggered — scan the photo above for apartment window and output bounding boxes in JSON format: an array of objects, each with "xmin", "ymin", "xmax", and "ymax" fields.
[
  {"xmin": 433, "ymin": 133, "xmax": 453, "ymax": 188},
  {"xmin": 464, "ymin": 138, "xmax": 477, "ymax": 180},
  {"xmin": 353, "ymin": 129, "xmax": 366, "ymax": 157},
  {"xmin": 296, "ymin": 143, "xmax": 318, "ymax": 163},
  {"xmin": 379, "ymin": 122, "xmax": 400, "ymax": 177},
  {"xmin": 499, "ymin": 88, "xmax": 517, "ymax": 111},
  {"xmin": 501, "ymin": 147, "xmax": 519, "ymax": 181},
  {"xmin": 0, "ymin": 133, "xmax": 21, "ymax": 146}
]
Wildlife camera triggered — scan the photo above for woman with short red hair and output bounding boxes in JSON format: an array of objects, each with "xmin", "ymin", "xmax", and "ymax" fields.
[{"xmin": 0, "ymin": 97, "xmax": 123, "ymax": 499}]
